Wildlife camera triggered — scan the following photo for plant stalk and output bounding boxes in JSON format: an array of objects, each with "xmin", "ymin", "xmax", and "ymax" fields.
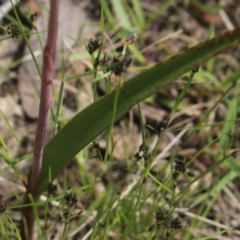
[{"xmin": 20, "ymin": 1, "xmax": 60, "ymax": 239}]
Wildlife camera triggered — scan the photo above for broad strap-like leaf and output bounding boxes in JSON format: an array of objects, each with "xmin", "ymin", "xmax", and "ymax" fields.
[{"xmin": 37, "ymin": 28, "xmax": 240, "ymax": 195}]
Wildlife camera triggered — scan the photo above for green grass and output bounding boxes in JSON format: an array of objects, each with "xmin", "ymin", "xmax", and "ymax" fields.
[{"xmin": 0, "ymin": 1, "xmax": 240, "ymax": 239}]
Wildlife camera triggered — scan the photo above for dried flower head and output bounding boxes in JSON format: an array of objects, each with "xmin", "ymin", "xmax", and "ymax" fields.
[
  {"xmin": 85, "ymin": 36, "xmax": 102, "ymax": 55},
  {"xmin": 64, "ymin": 190, "xmax": 78, "ymax": 208},
  {"xmin": 139, "ymin": 143, "xmax": 149, "ymax": 156},
  {"xmin": 155, "ymin": 209, "xmax": 167, "ymax": 222},
  {"xmin": 174, "ymin": 158, "xmax": 186, "ymax": 173},
  {"xmin": 172, "ymin": 158, "xmax": 186, "ymax": 181},
  {"xmin": 134, "ymin": 143, "xmax": 148, "ymax": 162},
  {"xmin": 148, "ymin": 119, "xmax": 168, "ymax": 137},
  {"xmin": 91, "ymin": 141, "xmax": 100, "ymax": 150},
  {"xmin": 134, "ymin": 152, "xmax": 142, "ymax": 161},
  {"xmin": 91, "ymin": 141, "xmax": 102, "ymax": 160},
  {"xmin": 30, "ymin": 13, "xmax": 38, "ymax": 22},
  {"xmin": 46, "ymin": 183, "xmax": 58, "ymax": 196},
  {"xmin": 148, "ymin": 209, "xmax": 170, "ymax": 232},
  {"xmin": 101, "ymin": 52, "xmax": 111, "ymax": 66},
  {"xmin": 0, "ymin": 203, "xmax": 7, "ymax": 214},
  {"xmin": 125, "ymin": 33, "xmax": 137, "ymax": 44},
  {"xmin": 170, "ymin": 217, "xmax": 182, "ymax": 229},
  {"xmin": 111, "ymin": 55, "xmax": 132, "ymax": 76},
  {"xmin": 6, "ymin": 24, "xmax": 21, "ymax": 38},
  {"xmin": 192, "ymin": 66, "xmax": 199, "ymax": 73}
]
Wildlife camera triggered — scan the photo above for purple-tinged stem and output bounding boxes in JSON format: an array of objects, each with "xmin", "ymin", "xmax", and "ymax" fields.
[
  {"xmin": 30, "ymin": 0, "xmax": 59, "ymax": 194},
  {"xmin": 20, "ymin": 1, "xmax": 60, "ymax": 239}
]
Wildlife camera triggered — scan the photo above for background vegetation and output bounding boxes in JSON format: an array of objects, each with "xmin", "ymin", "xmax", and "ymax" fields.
[{"xmin": 0, "ymin": 0, "xmax": 240, "ymax": 239}]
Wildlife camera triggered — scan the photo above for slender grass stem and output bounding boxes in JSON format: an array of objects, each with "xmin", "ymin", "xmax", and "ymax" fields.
[
  {"xmin": 104, "ymin": 77, "xmax": 122, "ymax": 162},
  {"xmin": 122, "ymin": 183, "xmax": 144, "ymax": 239}
]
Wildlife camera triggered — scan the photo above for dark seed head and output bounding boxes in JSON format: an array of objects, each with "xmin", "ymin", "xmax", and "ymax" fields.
[
  {"xmin": 134, "ymin": 152, "xmax": 142, "ymax": 161},
  {"xmin": 170, "ymin": 217, "xmax": 182, "ymax": 229},
  {"xmin": 155, "ymin": 209, "xmax": 167, "ymax": 222},
  {"xmin": 6, "ymin": 24, "xmax": 21, "ymax": 39},
  {"xmin": 125, "ymin": 33, "xmax": 137, "ymax": 44},
  {"xmin": 147, "ymin": 119, "xmax": 168, "ymax": 137},
  {"xmin": 85, "ymin": 36, "xmax": 102, "ymax": 55},
  {"xmin": 46, "ymin": 183, "xmax": 58, "ymax": 196},
  {"xmin": 64, "ymin": 190, "xmax": 78, "ymax": 208},
  {"xmin": 111, "ymin": 55, "xmax": 132, "ymax": 76},
  {"xmin": 174, "ymin": 158, "xmax": 186, "ymax": 173},
  {"xmin": 0, "ymin": 203, "xmax": 7, "ymax": 214},
  {"xmin": 101, "ymin": 52, "xmax": 111, "ymax": 65},
  {"xmin": 192, "ymin": 66, "xmax": 199, "ymax": 73},
  {"xmin": 91, "ymin": 141, "xmax": 100, "ymax": 150}
]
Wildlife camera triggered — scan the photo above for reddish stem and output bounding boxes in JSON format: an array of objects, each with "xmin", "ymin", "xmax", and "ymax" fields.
[
  {"xmin": 31, "ymin": 0, "xmax": 59, "ymax": 194},
  {"xmin": 20, "ymin": 1, "xmax": 60, "ymax": 239}
]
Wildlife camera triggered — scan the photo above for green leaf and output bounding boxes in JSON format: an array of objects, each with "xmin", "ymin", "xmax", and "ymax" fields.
[{"xmin": 37, "ymin": 28, "xmax": 240, "ymax": 195}]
